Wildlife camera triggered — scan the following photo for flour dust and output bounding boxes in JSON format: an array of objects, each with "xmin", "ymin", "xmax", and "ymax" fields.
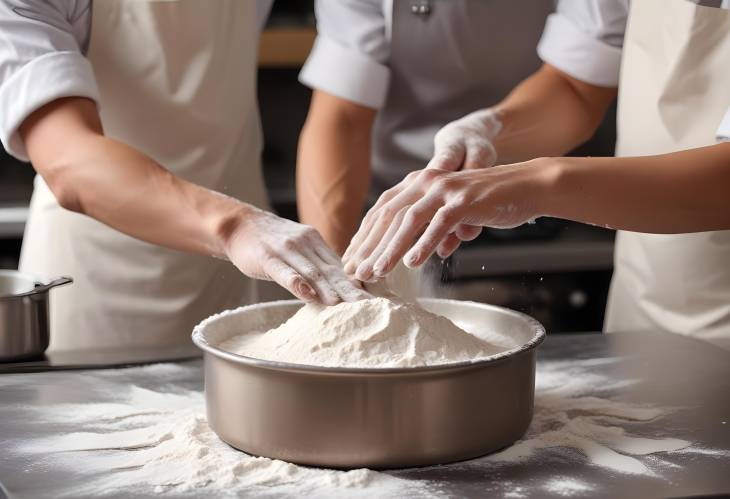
[{"xmin": 6, "ymin": 359, "xmax": 727, "ymax": 498}]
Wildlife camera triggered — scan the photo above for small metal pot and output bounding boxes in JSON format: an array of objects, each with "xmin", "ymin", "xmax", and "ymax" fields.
[
  {"xmin": 193, "ymin": 298, "xmax": 545, "ymax": 469},
  {"xmin": 0, "ymin": 271, "xmax": 72, "ymax": 362}
]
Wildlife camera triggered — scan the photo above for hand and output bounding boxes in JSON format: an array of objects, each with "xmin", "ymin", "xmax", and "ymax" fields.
[
  {"xmin": 426, "ymin": 108, "xmax": 502, "ymax": 172},
  {"xmin": 225, "ymin": 207, "xmax": 370, "ymax": 304},
  {"xmin": 343, "ymin": 160, "xmax": 550, "ymax": 281},
  {"xmin": 425, "ymin": 108, "xmax": 503, "ymax": 256}
]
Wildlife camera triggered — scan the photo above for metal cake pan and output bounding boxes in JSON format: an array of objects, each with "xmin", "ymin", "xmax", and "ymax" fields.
[{"xmin": 192, "ymin": 298, "xmax": 545, "ymax": 469}]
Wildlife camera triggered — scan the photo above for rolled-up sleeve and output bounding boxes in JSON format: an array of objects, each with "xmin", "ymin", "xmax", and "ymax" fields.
[
  {"xmin": 0, "ymin": 0, "xmax": 98, "ymax": 161},
  {"xmin": 537, "ymin": 0, "xmax": 629, "ymax": 87},
  {"xmin": 299, "ymin": 0, "xmax": 390, "ymax": 109}
]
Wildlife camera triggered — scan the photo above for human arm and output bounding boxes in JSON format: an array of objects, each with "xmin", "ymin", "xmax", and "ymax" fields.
[
  {"xmin": 296, "ymin": 0, "xmax": 390, "ymax": 253},
  {"xmin": 342, "ymin": 142, "xmax": 730, "ymax": 281},
  {"xmin": 424, "ymin": 0, "xmax": 629, "ymax": 175},
  {"xmin": 297, "ymin": 90, "xmax": 376, "ymax": 254},
  {"xmin": 19, "ymin": 97, "xmax": 367, "ymax": 304},
  {"xmin": 427, "ymin": 64, "xmax": 616, "ymax": 172},
  {"xmin": 489, "ymin": 64, "xmax": 617, "ymax": 164},
  {"xmin": 0, "ymin": 2, "xmax": 365, "ymax": 304},
  {"xmin": 342, "ymin": 63, "xmax": 619, "ymax": 275},
  {"xmin": 376, "ymin": 0, "xmax": 626, "ymax": 263},
  {"xmin": 405, "ymin": 63, "xmax": 617, "ymax": 260}
]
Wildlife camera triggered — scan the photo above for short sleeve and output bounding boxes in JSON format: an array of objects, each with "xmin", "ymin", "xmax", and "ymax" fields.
[
  {"xmin": 717, "ymin": 107, "xmax": 730, "ymax": 142},
  {"xmin": 299, "ymin": 0, "xmax": 390, "ymax": 109},
  {"xmin": 537, "ymin": 0, "xmax": 629, "ymax": 87},
  {"xmin": 0, "ymin": 0, "xmax": 98, "ymax": 162}
]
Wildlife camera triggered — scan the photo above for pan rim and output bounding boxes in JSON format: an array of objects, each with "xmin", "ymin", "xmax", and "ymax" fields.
[
  {"xmin": 0, "ymin": 270, "xmax": 42, "ymax": 300},
  {"xmin": 192, "ymin": 298, "xmax": 546, "ymax": 375}
]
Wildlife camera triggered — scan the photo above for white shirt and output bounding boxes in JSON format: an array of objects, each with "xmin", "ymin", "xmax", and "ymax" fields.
[
  {"xmin": 0, "ymin": 0, "xmax": 273, "ymax": 162},
  {"xmin": 537, "ymin": 0, "xmax": 730, "ymax": 141},
  {"xmin": 302, "ymin": 0, "xmax": 730, "ymax": 141},
  {"xmin": 299, "ymin": 0, "xmax": 392, "ymax": 109}
]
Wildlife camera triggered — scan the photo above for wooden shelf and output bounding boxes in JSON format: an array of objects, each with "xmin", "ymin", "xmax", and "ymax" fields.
[{"xmin": 258, "ymin": 27, "xmax": 316, "ymax": 68}]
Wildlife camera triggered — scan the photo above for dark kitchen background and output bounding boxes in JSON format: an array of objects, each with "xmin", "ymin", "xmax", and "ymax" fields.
[{"xmin": 0, "ymin": 1, "xmax": 616, "ymax": 334}]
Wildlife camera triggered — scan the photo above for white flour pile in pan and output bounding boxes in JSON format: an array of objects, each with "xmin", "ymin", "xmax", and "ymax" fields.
[{"xmin": 219, "ymin": 297, "xmax": 509, "ymax": 368}]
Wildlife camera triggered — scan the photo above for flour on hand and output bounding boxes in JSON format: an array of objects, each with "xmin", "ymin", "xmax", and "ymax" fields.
[{"xmin": 219, "ymin": 297, "xmax": 505, "ymax": 368}]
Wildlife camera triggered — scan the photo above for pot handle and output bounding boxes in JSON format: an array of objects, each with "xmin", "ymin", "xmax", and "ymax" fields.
[
  {"xmin": 11, "ymin": 276, "xmax": 73, "ymax": 298},
  {"xmin": 33, "ymin": 276, "xmax": 73, "ymax": 293}
]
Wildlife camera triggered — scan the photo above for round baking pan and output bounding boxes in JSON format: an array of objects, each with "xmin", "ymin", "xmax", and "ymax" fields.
[{"xmin": 192, "ymin": 298, "xmax": 545, "ymax": 469}]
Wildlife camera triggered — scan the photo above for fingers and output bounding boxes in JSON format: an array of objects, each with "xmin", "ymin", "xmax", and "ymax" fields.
[
  {"xmin": 404, "ymin": 205, "xmax": 463, "ymax": 268},
  {"xmin": 426, "ymin": 148, "xmax": 464, "ymax": 172},
  {"xmin": 311, "ymin": 239, "xmax": 343, "ymax": 267},
  {"xmin": 307, "ymin": 246, "xmax": 371, "ymax": 302},
  {"xmin": 455, "ymin": 224, "xmax": 482, "ymax": 241},
  {"xmin": 263, "ymin": 257, "xmax": 319, "ymax": 302},
  {"xmin": 426, "ymin": 141, "xmax": 466, "ymax": 171},
  {"xmin": 345, "ymin": 168, "xmax": 465, "ymax": 278},
  {"xmin": 282, "ymin": 251, "xmax": 342, "ymax": 305},
  {"xmin": 344, "ymin": 183, "xmax": 422, "ymax": 276},
  {"xmin": 344, "ymin": 211, "xmax": 392, "ymax": 276},
  {"xmin": 343, "ymin": 185, "xmax": 403, "ymax": 262},
  {"xmin": 435, "ymin": 224, "xmax": 481, "ymax": 260},
  {"xmin": 436, "ymin": 232, "xmax": 462, "ymax": 259},
  {"xmin": 356, "ymin": 205, "xmax": 410, "ymax": 282},
  {"xmin": 370, "ymin": 197, "xmax": 440, "ymax": 278}
]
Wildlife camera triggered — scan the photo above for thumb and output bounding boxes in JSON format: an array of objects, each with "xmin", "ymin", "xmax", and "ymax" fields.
[{"xmin": 426, "ymin": 142, "xmax": 466, "ymax": 171}]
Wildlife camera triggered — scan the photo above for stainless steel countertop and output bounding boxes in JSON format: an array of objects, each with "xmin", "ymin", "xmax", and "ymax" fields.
[
  {"xmin": 0, "ymin": 342, "xmax": 201, "ymax": 374},
  {"xmin": 0, "ymin": 332, "xmax": 728, "ymax": 498}
]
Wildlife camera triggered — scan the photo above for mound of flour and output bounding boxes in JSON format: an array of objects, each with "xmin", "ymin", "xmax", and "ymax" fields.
[{"xmin": 219, "ymin": 297, "xmax": 503, "ymax": 368}]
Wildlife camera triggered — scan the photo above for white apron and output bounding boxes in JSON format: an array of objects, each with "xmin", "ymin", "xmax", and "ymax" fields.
[
  {"xmin": 19, "ymin": 0, "xmax": 269, "ymax": 351},
  {"xmin": 605, "ymin": 0, "xmax": 730, "ymax": 345}
]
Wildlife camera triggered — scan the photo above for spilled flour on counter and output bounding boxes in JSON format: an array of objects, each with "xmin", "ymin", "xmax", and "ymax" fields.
[
  {"xmin": 543, "ymin": 477, "xmax": 593, "ymax": 497},
  {"xmin": 481, "ymin": 358, "xmax": 692, "ymax": 476},
  {"xmin": 6, "ymin": 359, "xmax": 726, "ymax": 498},
  {"xmin": 218, "ymin": 297, "xmax": 508, "ymax": 368},
  {"xmin": 9, "ymin": 366, "xmax": 430, "ymax": 499}
]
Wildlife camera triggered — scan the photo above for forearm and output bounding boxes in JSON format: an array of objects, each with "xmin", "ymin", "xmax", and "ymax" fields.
[
  {"xmin": 20, "ymin": 97, "xmax": 248, "ymax": 258},
  {"xmin": 297, "ymin": 90, "xmax": 375, "ymax": 254},
  {"xmin": 344, "ymin": 143, "xmax": 730, "ymax": 278},
  {"xmin": 491, "ymin": 64, "xmax": 617, "ymax": 164},
  {"xmin": 543, "ymin": 143, "xmax": 730, "ymax": 233}
]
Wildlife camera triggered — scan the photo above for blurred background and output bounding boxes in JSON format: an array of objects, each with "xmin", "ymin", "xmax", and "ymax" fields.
[{"xmin": 0, "ymin": 0, "xmax": 616, "ymax": 334}]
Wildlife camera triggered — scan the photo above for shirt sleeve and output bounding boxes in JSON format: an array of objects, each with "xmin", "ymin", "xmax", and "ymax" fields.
[
  {"xmin": 299, "ymin": 0, "xmax": 390, "ymax": 109},
  {"xmin": 537, "ymin": 0, "xmax": 629, "ymax": 87},
  {"xmin": 0, "ymin": 0, "xmax": 98, "ymax": 162}
]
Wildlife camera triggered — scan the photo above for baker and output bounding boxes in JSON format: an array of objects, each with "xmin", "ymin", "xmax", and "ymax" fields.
[
  {"xmin": 0, "ymin": 0, "xmax": 365, "ymax": 352},
  {"xmin": 296, "ymin": 0, "xmax": 554, "ymax": 254},
  {"xmin": 344, "ymin": 0, "xmax": 730, "ymax": 347}
]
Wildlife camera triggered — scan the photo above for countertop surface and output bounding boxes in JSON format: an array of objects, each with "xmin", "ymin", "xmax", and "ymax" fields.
[{"xmin": 0, "ymin": 332, "xmax": 728, "ymax": 498}]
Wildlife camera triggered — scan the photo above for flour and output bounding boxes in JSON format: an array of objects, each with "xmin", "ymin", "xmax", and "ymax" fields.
[
  {"xmin": 482, "ymin": 359, "xmax": 693, "ymax": 475},
  {"xmin": 219, "ymin": 297, "xmax": 504, "ymax": 368},
  {"xmin": 543, "ymin": 477, "xmax": 593, "ymax": 496},
  {"xmin": 14, "ymin": 379, "xmax": 431, "ymax": 499},
  {"xmin": 7, "ymin": 359, "xmax": 728, "ymax": 498},
  {"xmin": 5, "ymin": 359, "xmax": 727, "ymax": 498}
]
